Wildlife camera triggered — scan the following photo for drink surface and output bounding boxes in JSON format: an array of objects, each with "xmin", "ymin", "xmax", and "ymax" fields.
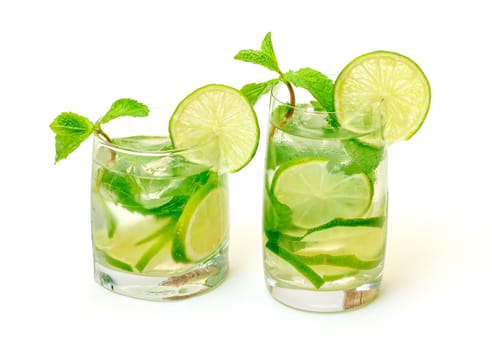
[
  {"xmin": 263, "ymin": 104, "xmax": 387, "ymax": 291},
  {"xmin": 91, "ymin": 135, "xmax": 228, "ymax": 277}
]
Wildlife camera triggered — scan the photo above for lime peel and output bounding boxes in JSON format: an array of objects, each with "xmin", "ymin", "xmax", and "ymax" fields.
[
  {"xmin": 173, "ymin": 182, "xmax": 229, "ymax": 262},
  {"xmin": 169, "ymin": 84, "xmax": 260, "ymax": 173},
  {"xmin": 272, "ymin": 158, "xmax": 373, "ymax": 229},
  {"xmin": 334, "ymin": 50, "xmax": 431, "ymax": 145}
]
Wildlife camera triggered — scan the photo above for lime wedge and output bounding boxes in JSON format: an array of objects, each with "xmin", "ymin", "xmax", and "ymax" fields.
[
  {"xmin": 272, "ymin": 159, "xmax": 372, "ymax": 229},
  {"xmin": 169, "ymin": 84, "xmax": 259, "ymax": 173},
  {"xmin": 334, "ymin": 50, "xmax": 431, "ymax": 145},
  {"xmin": 173, "ymin": 185, "xmax": 229, "ymax": 262}
]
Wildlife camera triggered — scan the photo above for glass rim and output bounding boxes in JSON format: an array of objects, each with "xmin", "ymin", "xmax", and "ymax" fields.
[
  {"xmin": 269, "ymin": 81, "xmax": 387, "ymax": 142},
  {"xmin": 94, "ymin": 131, "xmax": 216, "ymax": 157}
]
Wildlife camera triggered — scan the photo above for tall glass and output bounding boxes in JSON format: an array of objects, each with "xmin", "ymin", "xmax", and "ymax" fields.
[
  {"xmin": 263, "ymin": 84, "xmax": 388, "ymax": 312},
  {"xmin": 91, "ymin": 109, "xmax": 229, "ymax": 301}
]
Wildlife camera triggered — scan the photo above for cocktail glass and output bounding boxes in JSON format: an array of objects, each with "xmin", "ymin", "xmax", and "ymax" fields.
[
  {"xmin": 263, "ymin": 84, "xmax": 387, "ymax": 312},
  {"xmin": 91, "ymin": 108, "xmax": 229, "ymax": 301}
]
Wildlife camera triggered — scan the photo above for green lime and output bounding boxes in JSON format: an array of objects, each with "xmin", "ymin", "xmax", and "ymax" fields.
[
  {"xmin": 93, "ymin": 215, "xmax": 174, "ymax": 273},
  {"xmin": 173, "ymin": 185, "xmax": 229, "ymax": 262},
  {"xmin": 272, "ymin": 159, "xmax": 373, "ymax": 229},
  {"xmin": 299, "ymin": 225, "xmax": 386, "ymax": 260},
  {"xmin": 169, "ymin": 84, "xmax": 259, "ymax": 173},
  {"xmin": 334, "ymin": 50, "xmax": 431, "ymax": 145}
]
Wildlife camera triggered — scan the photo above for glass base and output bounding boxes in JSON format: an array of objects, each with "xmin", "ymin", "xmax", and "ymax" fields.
[
  {"xmin": 266, "ymin": 281, "xmax": 380, "ymax": 312},
  {"xmin": 94, "ymin": 255, "xmax": 228, "ymax": 301}
]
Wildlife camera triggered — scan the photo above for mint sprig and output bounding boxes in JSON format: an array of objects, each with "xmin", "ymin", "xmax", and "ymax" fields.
[
  {"xmin": 49, "ymin": 112, "xmax": 95, "ymax": 163},
  {"xmin": 234, "ymin": 32, "xmax": 281, "ymax": 74},
  {"xmin": 240, "ymin": 79, "xmax": 280, "ymax": 105},
  {"xmin": 234, "ymin": 32, "xmax": 286, "ymax": 107},
  {"xmin": 283, "ymin": 68, "xmax": 335, "ymax": 114},
  {"xmin": 234, "ymin": 32, "xmax": 336, "ymax": 131},
  {"xmin": 49, "ymin": 98, "xmax": 149, "ymax": 163},
  {"xmin": 97, "ymin": 99, "xmax": 149, "ymax": 125}
]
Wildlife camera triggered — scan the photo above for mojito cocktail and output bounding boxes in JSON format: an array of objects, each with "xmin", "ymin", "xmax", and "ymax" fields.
[
  {"xmin": 50, "ymin": 84, "xmax": 259, "ymax": 301},
  {"xmin": 234, "ymin": 33, "xmax": 430, "ymax": 311},
  {"xmin": 92, "ymin": 129, "xmax": 229, "ymax": 300},
  {"xmin": 263, "ymin": 85, "xmax": 387, "ymax": 311}
]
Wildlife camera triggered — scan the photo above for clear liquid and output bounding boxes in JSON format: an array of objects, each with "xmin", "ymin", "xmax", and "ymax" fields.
[
  {"xmin": 263, "ymin": 110, "xmax": 388, "ymax": 295},
  {"xmin": 91, "ymin": 136, "xmax": 229, "ymax": 300}
]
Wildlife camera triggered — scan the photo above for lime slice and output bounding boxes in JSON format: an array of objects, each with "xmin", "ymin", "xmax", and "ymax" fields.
[
  {"xmin": 298, "ymin": 225, "xmax": 386, "ymax": 260},
  {"xmin": 169, "ymin": 84, "xmax": 259, "ymax": 173},
  {"xmin": 93, "ymin": 215, "xmax": 175, "ymax": 273},
  {"xmin": 272, "ymin": 159, "xmax": 372, "ymax": 229},
  {"xmin": 334, "ymin": 50, "xmax": 431, "ymax": 145},
  {"xmin": 173, "ymin": 185, "xmax": 229, "ymax": 262}
]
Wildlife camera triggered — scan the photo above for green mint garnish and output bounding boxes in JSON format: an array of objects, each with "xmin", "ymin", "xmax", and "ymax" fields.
[
  {"xmin": 49, "ymin": 98, "xmax": 149, "ymax": 163},
  {"xmin": 234, "ymin": 32, "xmax": 291, "ymax": 112},
  {"xmin": 240, "ymin": 79, "xmax": 280, "ymax": 106},
  {"xmin": 234, "ymin": 32, "xmax": 336, "ymax": 128},
  {"xmin": 283, "ymin": 68, "xmax": 335, "ymax": 114},
  {"xmin": 234, "ymin": 32, "xmax": 281, "ymax": 75},
  {"xmin": 96, "ymin": 98, "xmax": 149, "ymax": 126},
  {"xmin": 341, "ymin": 138, "xmax": 385, "ymax": 176},
  {"xmin": 49, "ymin": 112, "xmax": 94, "ymax": 163},
  {"xmin": 263, "ymin": 182, "xmax": 294, "ymax": 232}
]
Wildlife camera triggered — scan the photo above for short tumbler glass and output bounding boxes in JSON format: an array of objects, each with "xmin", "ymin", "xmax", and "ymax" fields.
[
  {"xmin": 91, "ymin": 109, "xmax": 229, "ymax": 301},
  {"xmin": 262, "ymin": 84, "xmax": 388, "ymax": 312}
]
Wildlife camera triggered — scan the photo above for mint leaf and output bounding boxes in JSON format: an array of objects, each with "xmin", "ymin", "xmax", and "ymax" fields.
[
  {"xmin": 266, "ymin": 130, "xmax": 342, "ymax": 169},
  {"xmin": 241, "ymin": 78, "xmax": 280, "ymax": 105},
  {"xmin": 98, "ymin": 98, "xmax": 149, "ymax": 125},
  {"xmin": 52, "ymin": 134, "xmax": 88, "ymax": 163},
  {"xmin": 234, "ymin": 50, "xmax": 280, "ymax": 73},
  {"xmin": 50, "ymin": 112, "xmax": 94, "ymax": 135},
  {"xmin": 260, "ymin": 32, "xmax": 279, "ymax": 70},
  {"xmin": 99, "ymin": 166, "xmax": 210, "ymax": 217},
  {"xmin": 234, "ymin": 32, "xmax": 281, "ymax": 74},
  {"xmin": 342, "ymin": 139, "xmax": 384, "ymax": 175},
  {"xmin": 263, "ymin": 187, "xmax": 293, "ymax": 232},
  {"xmin": 100, "ymin": 169, "xmax": 188, "ymax": 217},
  {"xmin": 50, "ymin": 99, "xmax": 149, "ymax": 163},
  {"xmin": 283, "ymin": 68, "xmax": 335, "ymax": 113},
  {"xmin": 49, "ymin": 112, "xmax": 94, "ymax": 162}
]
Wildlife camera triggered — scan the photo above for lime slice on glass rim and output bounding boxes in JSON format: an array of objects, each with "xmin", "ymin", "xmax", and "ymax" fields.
[
  {"xmin": 272, "ymin": 158, "xmax": 373, "ymax": 229},
  {"xmin": 169, "ymin": 84, "xmax": 259, "ymax": 173},
  {"xmin": 172, "ymin": 180, "xmax": 229, "ymax": 262},
  {"xmin": 334, "ymin": 50, "xmax": 431, "ymax": 145}
]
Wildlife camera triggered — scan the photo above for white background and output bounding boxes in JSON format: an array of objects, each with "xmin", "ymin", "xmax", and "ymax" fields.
[{"xmin": 1, "ymin": 0, "xmax": 491, "ymax": 349}]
